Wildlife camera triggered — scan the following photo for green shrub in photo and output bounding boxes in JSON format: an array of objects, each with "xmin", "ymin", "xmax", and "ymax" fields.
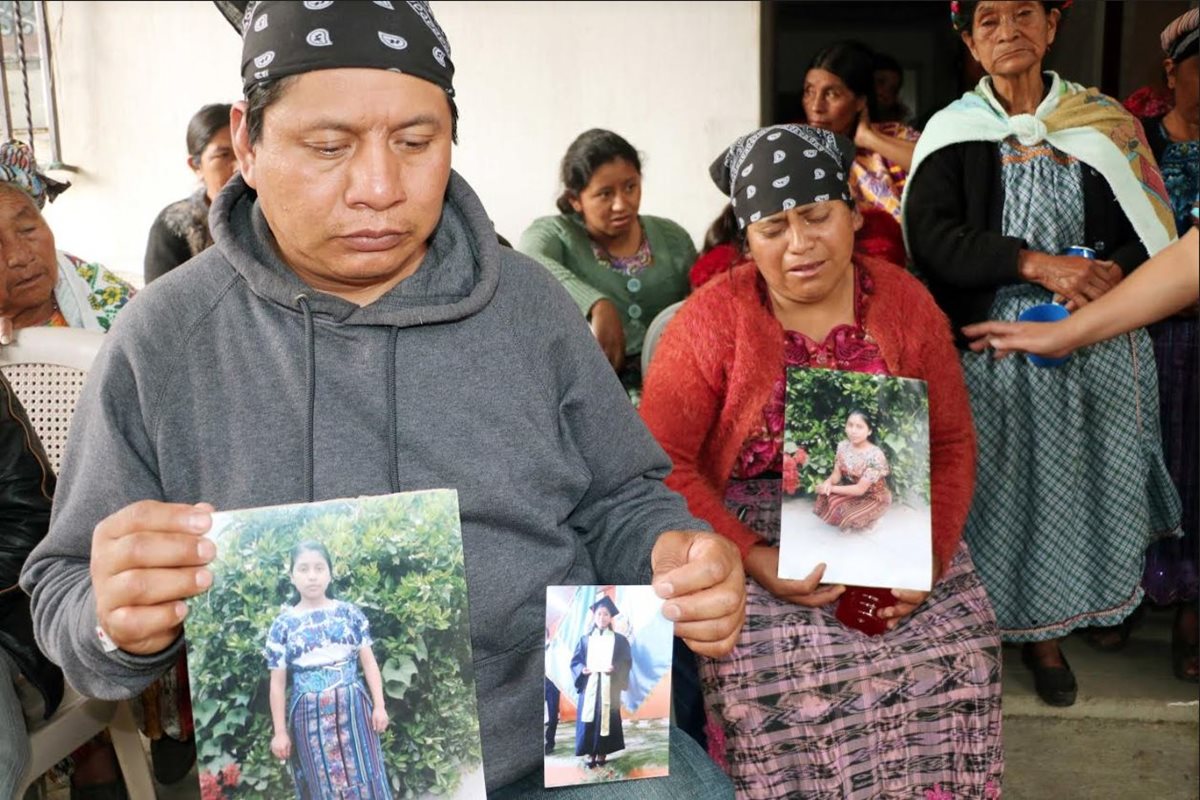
[
  {"xmin": 185, "ymin": 490, "xmax": 481, "ymax": 798},
  {"xmin": 784, "ymin": 369, "xmax": 931, "ymax": 506}
]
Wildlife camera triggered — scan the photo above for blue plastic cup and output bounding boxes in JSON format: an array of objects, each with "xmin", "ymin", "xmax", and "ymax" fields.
[{"xmin": 1017, "ymin": 303, "xmax": 1070, "ymax": 367}]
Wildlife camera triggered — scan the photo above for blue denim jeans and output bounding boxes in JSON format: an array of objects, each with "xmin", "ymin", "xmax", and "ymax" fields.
[
  {"xmin": 0, "ymin": 650, "xmax": 32, "ymax": 799},
  {"xmin": 490, "ymin": 724, "xmax": 732, "ymax": 799}
]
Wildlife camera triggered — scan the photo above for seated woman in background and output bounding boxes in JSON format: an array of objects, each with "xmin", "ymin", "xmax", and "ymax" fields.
[
  {"xmin": 0, "ymin": 140, "xmax": 133, "ymax": 344},
  {"xmin": 518, "ymin": 129, "xmax": 695, "ymax": 398},
  {"xmin": 813, "ymin": 409, "xmax": 893, "ymax": 531},
  {"xmin": 143, "ymin": 103, "xmax": 235, "ymax": 285},
  {"xmin": 803, "ymin": 40, "xmax": 919, "ymax": 224},
  {"xmin": 641, "ymin": 124, "xmax": 1001, "ymax": 799},
  {"xmin": 0, "ymin": 140, "xmax": 198, "ymax": 794}
]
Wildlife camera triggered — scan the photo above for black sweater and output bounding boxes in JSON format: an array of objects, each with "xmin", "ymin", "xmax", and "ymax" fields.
[
  {"xmin": 0, "ymin": 372, "xmax": 62, "ymax": 717},
  {"xmin": 905, "ymin": 139, "xmax": 1148, "ymax": 348}
]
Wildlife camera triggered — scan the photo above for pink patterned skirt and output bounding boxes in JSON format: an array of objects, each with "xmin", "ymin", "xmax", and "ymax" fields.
[{"xmin": 706, "ymin": 478, "xmax": 1004, "ymax": 799}]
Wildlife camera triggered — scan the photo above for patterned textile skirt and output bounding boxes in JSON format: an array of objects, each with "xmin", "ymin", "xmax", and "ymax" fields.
[
  {"xmin": 289, "ymin": 677, "xmax": 392, "ymax": 800},
  {"xmin": 1143, "ymin": 315, "xmax": 1198, "ymax": 604},
  {"xmin": 961, "ymin": 285, "xmax": 1182, "ymax": 641},
  {"xmin": 704, "ymin": 479, "xmax": 1003, "ymax": 799},
  {"xmin": 813, "ymin": 484, "xmax": 892, "ymax": 530}
]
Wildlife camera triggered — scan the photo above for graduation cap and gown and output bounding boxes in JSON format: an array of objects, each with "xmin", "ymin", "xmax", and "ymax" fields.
[{"xmin": 570, "ymin": 595, "xmax": 633, "ymax": 759}]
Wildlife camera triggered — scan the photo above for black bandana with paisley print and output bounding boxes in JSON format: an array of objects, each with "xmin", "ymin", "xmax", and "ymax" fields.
[
  {"xmin": 710, "ymin": 125, "xmax": 856, "ymax": 229},
  {"xmin": 240, "ymin": 1, "xmax": 454, "ymax": 97}
]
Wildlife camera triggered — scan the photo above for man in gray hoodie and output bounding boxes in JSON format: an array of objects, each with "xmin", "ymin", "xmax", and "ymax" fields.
[{"xmin": 21, "ymin": 3, "xmax": 743, "ymax": 797}]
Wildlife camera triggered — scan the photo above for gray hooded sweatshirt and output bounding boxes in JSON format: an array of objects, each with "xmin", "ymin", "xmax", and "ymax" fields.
[{"xmin": 21, "ymin": 171, "xmax": 705, "ymax": 790}]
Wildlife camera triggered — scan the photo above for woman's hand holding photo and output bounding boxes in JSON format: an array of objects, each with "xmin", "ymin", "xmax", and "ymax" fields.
[
  {"xmin": 744, "ymin": 546, "xmax": 845, "ymax": 607},
  {"xmin": 878, "ymin": 588, "xmax": 931, "ymax": 631}
]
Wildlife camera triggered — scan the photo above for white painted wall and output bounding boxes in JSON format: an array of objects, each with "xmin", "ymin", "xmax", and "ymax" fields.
[
  {"xmin": 40, "ymin": 1, "xmax": 244, "ymax": 287},
  {"xmin": 37, "ymin": 1, "xmax": 760, "ymax": 288}
]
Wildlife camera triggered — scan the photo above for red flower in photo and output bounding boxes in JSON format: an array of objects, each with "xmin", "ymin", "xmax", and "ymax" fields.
[
  {"xmin": 198, "ymin": 771, "xmax": 222, "ymax": 800},
  {"xmin": 219, "ymin": 762, "xmax": 241, "ymax": 788},
  {"xmin": 782, "ymin": 453, "xmax": 800, "ymax": 495}
]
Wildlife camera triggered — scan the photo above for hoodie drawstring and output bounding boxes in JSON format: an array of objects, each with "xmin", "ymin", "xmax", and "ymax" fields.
[
  {"xmin": 294, "ymin": 294, "xmax": 401, "ymax": 499},
  {"xmin": 386, "ymin": 326, "xmax": 400, "ymax": 494},
  {"xmin": 295, "ymin": 294, "xmax": 316, "ymax": 503}
]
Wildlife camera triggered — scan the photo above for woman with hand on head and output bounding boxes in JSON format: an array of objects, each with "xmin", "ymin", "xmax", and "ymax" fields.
[
  {"xmin": 518, "ymin": 129, "xmax": 696, "ymax": 399},
  {"xmin": 144, "ymin": 103, "xmax": 236, "ymax": 285},
  {"xmin": 640, "ymin": 124, "xmax": 1000, "ymax": 799},
  {"xmin": 266, "ymin": 541, "xmax": 391, "ymax": 799},
  {"xmin": 813, "ymin": 409, "xmax": 893, "ymax": 531},
  {"xmin": 904, "ymin": 0, "xmax": 1181, "ymax": 706},
  {"xmin": 803, "ymin": 40, "xmax": 919, "ymax": 224}
]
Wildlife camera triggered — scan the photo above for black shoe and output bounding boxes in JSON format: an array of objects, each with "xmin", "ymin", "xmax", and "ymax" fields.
[
  {"xmin": 1022, "ymin": 643, "xmax": 1077, "ymax": 707},
  {"xmin": 150, "ymin": 735, "xmax": 196, "ymax": 785}
]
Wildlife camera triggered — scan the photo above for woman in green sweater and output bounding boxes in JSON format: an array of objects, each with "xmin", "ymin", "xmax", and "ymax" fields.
[{"xmin": 519, "ymin": 129, "xmax": 696, "ymax": 400}]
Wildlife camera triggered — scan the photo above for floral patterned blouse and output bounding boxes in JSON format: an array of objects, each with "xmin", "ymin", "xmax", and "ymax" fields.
[
  {"xmin": 46, "ymin": 251, "xmax": 135, "ymax": 331},
  {"xmin": 833, "ymin": 440, "xmax": 890, "ymax": 486},
  {"xmin": 850, "ymin": 121, "xmax": 920, "ymax": 222},
  {"xmin": 590, "ymin": 224, "xmax": 655, "ymax": 276},
  {"xmin": 265, "ymin": 600, "xmax": 373, "ymax": 670},
  {"xmin": 733, "ymin": 267, "xmax": 888, "ymax": 479}
]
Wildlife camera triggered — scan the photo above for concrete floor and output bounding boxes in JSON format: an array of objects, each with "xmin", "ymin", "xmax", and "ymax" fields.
[{"xmin": 1001, "ymin": 605, "xmax": 1199, "ymax": 800}]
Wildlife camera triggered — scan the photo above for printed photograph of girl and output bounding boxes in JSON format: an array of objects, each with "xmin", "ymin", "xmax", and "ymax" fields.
[
  {"xmin": 265, "ymin": 541, "xmax": 391, "ymax": 798},
  {"xmin": 544, "ymin": 586, "xmax": 673, "ymax": 788},
  {"xmin": 812, "ymin": 409, "xmax": 893, "ymax": 531},
  {"xmin": 778, "ymin": 368, "xmax": 933, "ymax": 591},
  {"xmin": 184, "ymin": 490, "xmax": 485, "ymax": 800}
]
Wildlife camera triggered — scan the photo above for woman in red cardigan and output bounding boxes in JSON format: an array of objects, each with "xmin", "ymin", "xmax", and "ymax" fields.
[{"xmin": 640, "ymin": 125, "xmax": 1002, "ymax": 799}]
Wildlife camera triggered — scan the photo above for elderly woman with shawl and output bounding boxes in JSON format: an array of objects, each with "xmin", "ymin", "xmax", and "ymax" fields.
[{"xmin": 903, "ymin": 0, "xmax": 1181, "ymax": 708}]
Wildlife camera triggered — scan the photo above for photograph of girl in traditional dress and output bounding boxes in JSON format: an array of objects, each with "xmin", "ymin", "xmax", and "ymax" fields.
[
  {"xmin": 778, "ymin": 368, "xmax": 933, "ymax": 591},
  {"xmin": 543, "ymin": 586, "xmax": 673, "ymax": 788},
  {"xmin": 184, "ymin": 490, "xmax": 485, "ymax": 800}
]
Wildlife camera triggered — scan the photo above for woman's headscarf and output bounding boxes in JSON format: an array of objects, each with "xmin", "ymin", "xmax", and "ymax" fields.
[
  {"xmin": 1162, "ymin": 9, "xmax": 1198, "ymax": 63},
  {"xmin": 709, "ymin": 124, "xmax": 856, "ymax": 230},
  {"xmin": 949, "ymin": 0, "xmax": 1073, "ymax": 33},
  {"xmin": 0, "ymin": 140, "xmax": 69, "ymax": 209},
  {"xmin": 239, "ymin": 0, "xmax": 455, "ymax": 97}
]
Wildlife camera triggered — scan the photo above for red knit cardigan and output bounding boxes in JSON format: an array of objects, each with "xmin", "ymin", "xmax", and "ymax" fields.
[{"xmin": 640, "ymin": 255, "xmax": 977, "ymax": 576}]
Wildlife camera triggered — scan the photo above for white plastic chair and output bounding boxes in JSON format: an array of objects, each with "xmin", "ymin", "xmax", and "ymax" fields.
[
  {"xmin": 1, "ymin": 326, "xmax": 156, "ymax": 799},
  {"xmin": 641, "ymin": 300, "xmax": 684, "ymax": 378},
  {"xmin": 0, "ymin": 327, "xmax": 107, "ymax": 474}
]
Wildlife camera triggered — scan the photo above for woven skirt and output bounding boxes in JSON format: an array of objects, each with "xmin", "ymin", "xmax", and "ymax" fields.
[
  {"xmin": 961, "ymin": 285, "xmax": 1182, "ymax": 641},
  {"xmin": 703, "ymin": 479, "xmax": 1003, "ymax": 799}
]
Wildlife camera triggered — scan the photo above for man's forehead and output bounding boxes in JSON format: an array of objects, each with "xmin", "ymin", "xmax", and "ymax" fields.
[{"xmin": 265, "ymin": 70, "xmax": 450, "ymax": 127}]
